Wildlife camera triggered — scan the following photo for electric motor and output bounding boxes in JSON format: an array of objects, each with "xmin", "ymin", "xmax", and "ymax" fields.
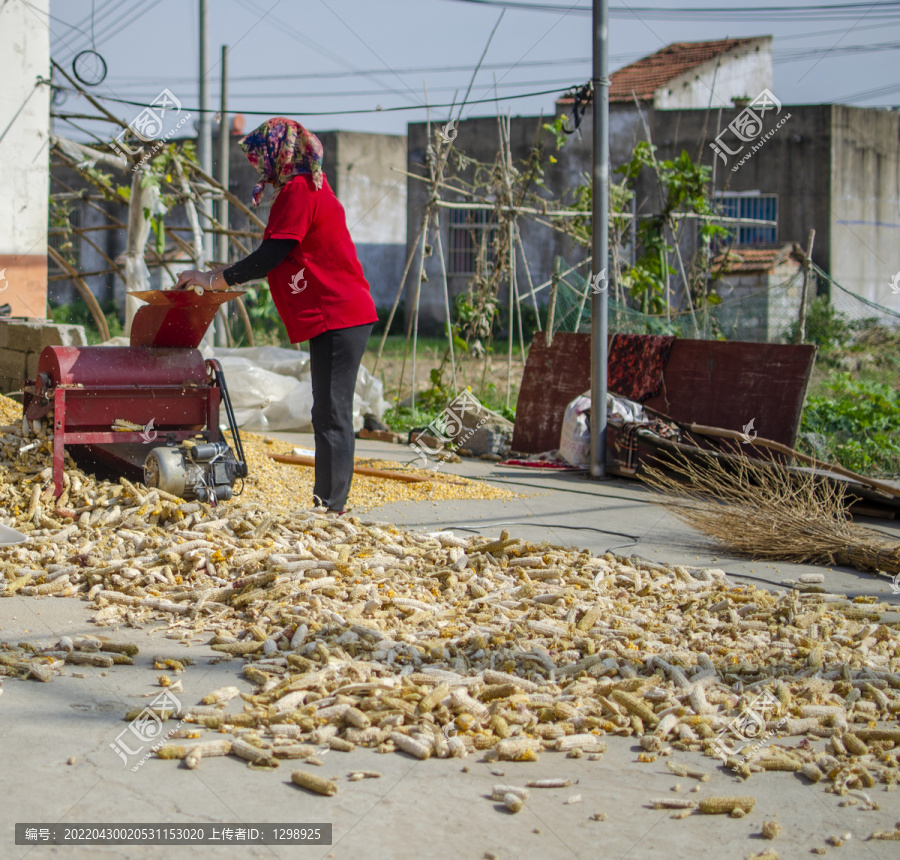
[{"xmin": 143, "ymin": 441, "xmax": 245, "ymax": 503}]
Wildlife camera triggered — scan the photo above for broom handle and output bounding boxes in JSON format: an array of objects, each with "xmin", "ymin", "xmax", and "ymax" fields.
[
  {"xmin": 682, "ymin": 422, "xmax": 900, "ymax": 500},
  {"xmin": 268, "ymin": 453, "xmax": 448, "ymax": 484}
]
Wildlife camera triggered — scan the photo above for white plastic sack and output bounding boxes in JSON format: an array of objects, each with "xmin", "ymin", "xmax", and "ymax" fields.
[
  {"xmin": 559, "ymin": 391, "xmax": 592, "ymax": 467},
  {"xmin": 205, "ymin": 345, "xmax": 388, "ymax": 433},
  {"xmin": 607, "ymin": 393, "xmax": 647, "ymax": 426},
  {"xmin": 213, "ymin": 356, "xmax": 311, "ymax": 433}
]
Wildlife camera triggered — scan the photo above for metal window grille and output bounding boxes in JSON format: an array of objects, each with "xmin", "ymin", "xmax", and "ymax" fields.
[
  {"xmin": 716, "ymin": 193, "xmax": 777, "ymax": 245},
  {"xmin": 448, "ymin": 207, "xmax": 498, "ymax": 275}
]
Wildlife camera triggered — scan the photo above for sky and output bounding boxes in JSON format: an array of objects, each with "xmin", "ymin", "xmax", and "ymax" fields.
[{"xmin": 39, "ymin": 0, "xmax": 900, "ymax": 142}]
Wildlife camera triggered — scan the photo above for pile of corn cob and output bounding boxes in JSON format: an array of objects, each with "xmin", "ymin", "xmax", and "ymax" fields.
[{"xmin": 0, "ymin": 395, "xmax": 899, "ymax": 801}]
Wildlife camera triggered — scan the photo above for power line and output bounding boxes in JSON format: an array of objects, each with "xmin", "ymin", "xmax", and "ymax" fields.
[
  {"xmin": 50, "ymin": 0, "xmax": 117, "ymax": 49},
  {"xmin": 773, "ymin": 39, "xmax": 900, "ymax": 62},
  {"xmin": 54, "ymin": 82, "xmax": 574, "ymax": 118},
  {"xmin": 235, "ymin": 0, "xmax": 422, "ymax": 106},
  {"xmin": 107, "ymin": 56, "xmax": 597, "ymax": 88},
  {"xmin": 90, "ymin": 0, "xmax": 167, "ymax": 49},
  {"xmin": 437, "ymin": 0, "xmax": 900, "ymax": 20},
  {"xmin": 115, "ymin": 75, "xmax": 586, "ymax": 102},
  {"xmin": 63, "ymin": 0, "xmax": 143, "ymax": 53}
]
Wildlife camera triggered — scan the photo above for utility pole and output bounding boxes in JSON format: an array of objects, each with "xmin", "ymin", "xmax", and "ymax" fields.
[
  {"xmin": 197, "ymin": 0, "xmax": 224, "ymax": 344},
  {"xmin": 198, "ymin": 0, "xmax": 211, "ymax": 218},
  {"xmin": 589, "ymin": 0, "xmax": 609, "ymax": 480},
  {"xmin": 217, "ymin": 44, "xmax": 230, "ymax": 345}
]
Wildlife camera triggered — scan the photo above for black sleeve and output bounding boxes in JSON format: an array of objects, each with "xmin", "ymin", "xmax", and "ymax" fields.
[{"xmin": 223, "ymin": 238, "xmax": 298, "ymax": 286}]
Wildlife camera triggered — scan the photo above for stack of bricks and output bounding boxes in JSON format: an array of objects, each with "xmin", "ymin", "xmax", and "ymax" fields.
[{"xmin": 0, "ymin": 320, "xmax": 87, "ymax": 394}]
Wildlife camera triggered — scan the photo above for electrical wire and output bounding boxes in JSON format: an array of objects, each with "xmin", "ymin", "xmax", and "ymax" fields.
[
  {"xmin": 47, "ymin": 0, "xmax": 117, "ymax": 49},
  {"xmin": 406, "ymin": 519, "xmax": 641, "ymax": 540},
  {"xmin": 437, "ymin": 0, "xmax": 900, "ymax": 21},
  {"xmin": 91, "ymin": 0, "xmax": 166, "ymax": 49},
  {"xmin": 52, "ymin": 82, "xmax": 574, "ymax": 117},
  {"xmin": 236, "ymin": 0, "xmax": 418, "ymax": 107},
  {"xmin": 118, "ymin": 75, "xmax": 587, "ymax": 102},
  {"xmin": 108, "ymin": 56, "xmax": 597, "ymax": 88},
  {"xmin": 61, "ymin": 0, "xmax": 137, "ymax": 54}
]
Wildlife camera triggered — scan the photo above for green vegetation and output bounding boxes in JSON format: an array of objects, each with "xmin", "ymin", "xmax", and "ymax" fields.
[
  {"xmin": 50, "ymin": 298, "xmax": 123, "ymax": 344},
  {"xmin": 799, "ymin": 372, "xmax": 900, "ymax": 478},
  {"xmin": 238, "ymin": 283, "xmax": 291, "ymax": 346}
]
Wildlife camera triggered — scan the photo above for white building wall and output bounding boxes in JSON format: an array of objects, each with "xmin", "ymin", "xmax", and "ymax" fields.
[
  {"xmin": 0, "ymin": 0, "xmax": 50, "ymax": 317},
  {"xmin": 654, "ymin": 39, "xmax": 773, "ymax": 110}
]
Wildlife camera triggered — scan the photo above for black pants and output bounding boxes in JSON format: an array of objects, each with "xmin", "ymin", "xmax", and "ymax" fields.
[{"xmin": 308, "ymin": 323, "xmax": 373, "ymax": 511}]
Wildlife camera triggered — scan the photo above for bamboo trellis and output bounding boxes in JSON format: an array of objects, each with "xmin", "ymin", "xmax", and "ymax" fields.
[{"xmin": 48, "ymin": 59, "xmax": 259, "ymax": 346}]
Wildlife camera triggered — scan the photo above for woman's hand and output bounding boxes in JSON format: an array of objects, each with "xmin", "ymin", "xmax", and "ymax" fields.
[{"xmin": 174, "ymin": 269, "xmax": 226, "ymax": 292}]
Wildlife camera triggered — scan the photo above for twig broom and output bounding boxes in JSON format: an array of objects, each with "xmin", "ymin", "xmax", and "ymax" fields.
[{"xmin": 641, "ymin": 446, "xmax": 900, "ymax": 576}]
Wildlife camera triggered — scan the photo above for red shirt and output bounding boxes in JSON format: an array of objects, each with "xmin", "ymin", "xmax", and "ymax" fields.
[{"xmin": 264, "ymin": 174, "xmax": 378, "ymax": 342}]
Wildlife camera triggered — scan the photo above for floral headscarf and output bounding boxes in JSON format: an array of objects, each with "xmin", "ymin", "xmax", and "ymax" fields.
[{"xmin": 239, "ymin": 117, "xmax": 324, "ymax": 207}]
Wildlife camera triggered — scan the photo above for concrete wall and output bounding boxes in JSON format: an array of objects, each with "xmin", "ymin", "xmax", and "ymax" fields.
[
  {"xmin": 324, "ymin": 132, "xmax": 407, "ymax": 309},
  {"xmin": 829, "ymin": 105, "xmax": 900, "ymax": 315},
  {"xmin": 406, "ymin": 92, "xmax": 900, "ymax": 337},
  {"xmin": 0, "ymin": 0, "xmax": 50, "ymax": 318},
  {"xmin": 714, "ymin": 260, "xmax": 802, "ymax": 342},
  {"xmin": 406, "ymin": 114, "xmax": 600, "ymax": 334},
  {"xmin": 652, "ymin": 105, "xmax": 831, "ymax": 266},
  {"xmin": 655, "ymin": 39, "xmax": 773, "ymax": 110}
]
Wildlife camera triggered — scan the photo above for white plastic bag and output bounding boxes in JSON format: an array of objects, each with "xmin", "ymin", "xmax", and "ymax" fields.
[
  {"xmin": 204, "ymin": 345, "xmax": 388, "ymax": 432},
  {"xmin": 558, "ymin": 391, "xmax": 592, "ymax": 467}
]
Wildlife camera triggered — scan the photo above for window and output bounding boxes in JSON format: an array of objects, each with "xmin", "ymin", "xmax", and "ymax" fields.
[
  {"xmin": 715, "ymin": 193, "xmax": 777, "ymax": 245},
  {"xmin": 448, "ymin": 207, "xmax": 499, "ymax": 275},
  {"xmin": 48, "ymin": 207, "xmax": 82, "ymax": 272}
]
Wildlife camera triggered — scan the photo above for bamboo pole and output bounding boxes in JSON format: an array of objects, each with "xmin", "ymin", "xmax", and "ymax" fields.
[
  {"xmin": 434, "ymin": 220, "xmax": 458, "ymax": 394},
  {"xmin": 47, "ymin": 247, "xmax": 110, "ymax": 341},
  {"xmin": 682, "ymin": 422, "xmax": 900, "ymax": 500},
  {"xmin": 268, "ymin": 453, "xmax": 462, "ymax": 484},
  {"xmin": 798, "ymin": 229, "xmax": 815, "ymax": 344},
  {"xmin": 234, "ymin": 294, "xmax": 255, "ymax": 347},
  {"xmin": 374, "ymin": 212, "xmax": 427, "ymax": 375},
  {"xmin": 514, "ymin": 223, "xmax": 541, "ymax": 330},
  {"xmin": 546, "ymin": 257, "xmax": 561, "ymax": 349},
  {"xmin": 181, "ymin": 159, "xmax": 266, "ymax": 231}
]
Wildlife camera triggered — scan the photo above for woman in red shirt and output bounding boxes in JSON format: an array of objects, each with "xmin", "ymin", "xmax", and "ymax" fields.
[{"xmin": 176, "ymin": 117, "xmax": 378, "ymax": 514}]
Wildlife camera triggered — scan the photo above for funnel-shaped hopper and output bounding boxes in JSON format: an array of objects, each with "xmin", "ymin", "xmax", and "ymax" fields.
[{"xmin": 129, "ymin": 290, "xmax": 243, "ymax": 348}]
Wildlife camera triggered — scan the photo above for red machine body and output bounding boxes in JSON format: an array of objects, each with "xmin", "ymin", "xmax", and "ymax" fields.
[{"xmin": 23, "ymin": 290, "xmax": 243, "ymax": 496}]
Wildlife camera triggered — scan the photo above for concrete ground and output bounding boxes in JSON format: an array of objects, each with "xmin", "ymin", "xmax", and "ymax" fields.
[{"xmin": 2, "ymin": 432, "xmax": 899, "ymax": 860}]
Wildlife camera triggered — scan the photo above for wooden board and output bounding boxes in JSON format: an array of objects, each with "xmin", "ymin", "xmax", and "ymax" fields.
[
  {"xmin": 511, "ymin": 332, "xmax": 593, "ymax": 454},
  {"xmin": 511, "ymin": 333, "xmax": 816, "ymax": 454},
  {"xmin": 642, "ymin": 340, "xmax": 816, "ymax": 448}
]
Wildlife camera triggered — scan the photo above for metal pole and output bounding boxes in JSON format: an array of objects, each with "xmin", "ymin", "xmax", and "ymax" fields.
[
  {"xmin": 590, "ymin": 0, "xmax": 609, "ymax": 480},
  {"xmin": 216, "ymin": 44, "xmax": 230, "ymax": 346},
  {"xmin": 198, "ymin": 0, "xmax": 211, "ymax": 203}
]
